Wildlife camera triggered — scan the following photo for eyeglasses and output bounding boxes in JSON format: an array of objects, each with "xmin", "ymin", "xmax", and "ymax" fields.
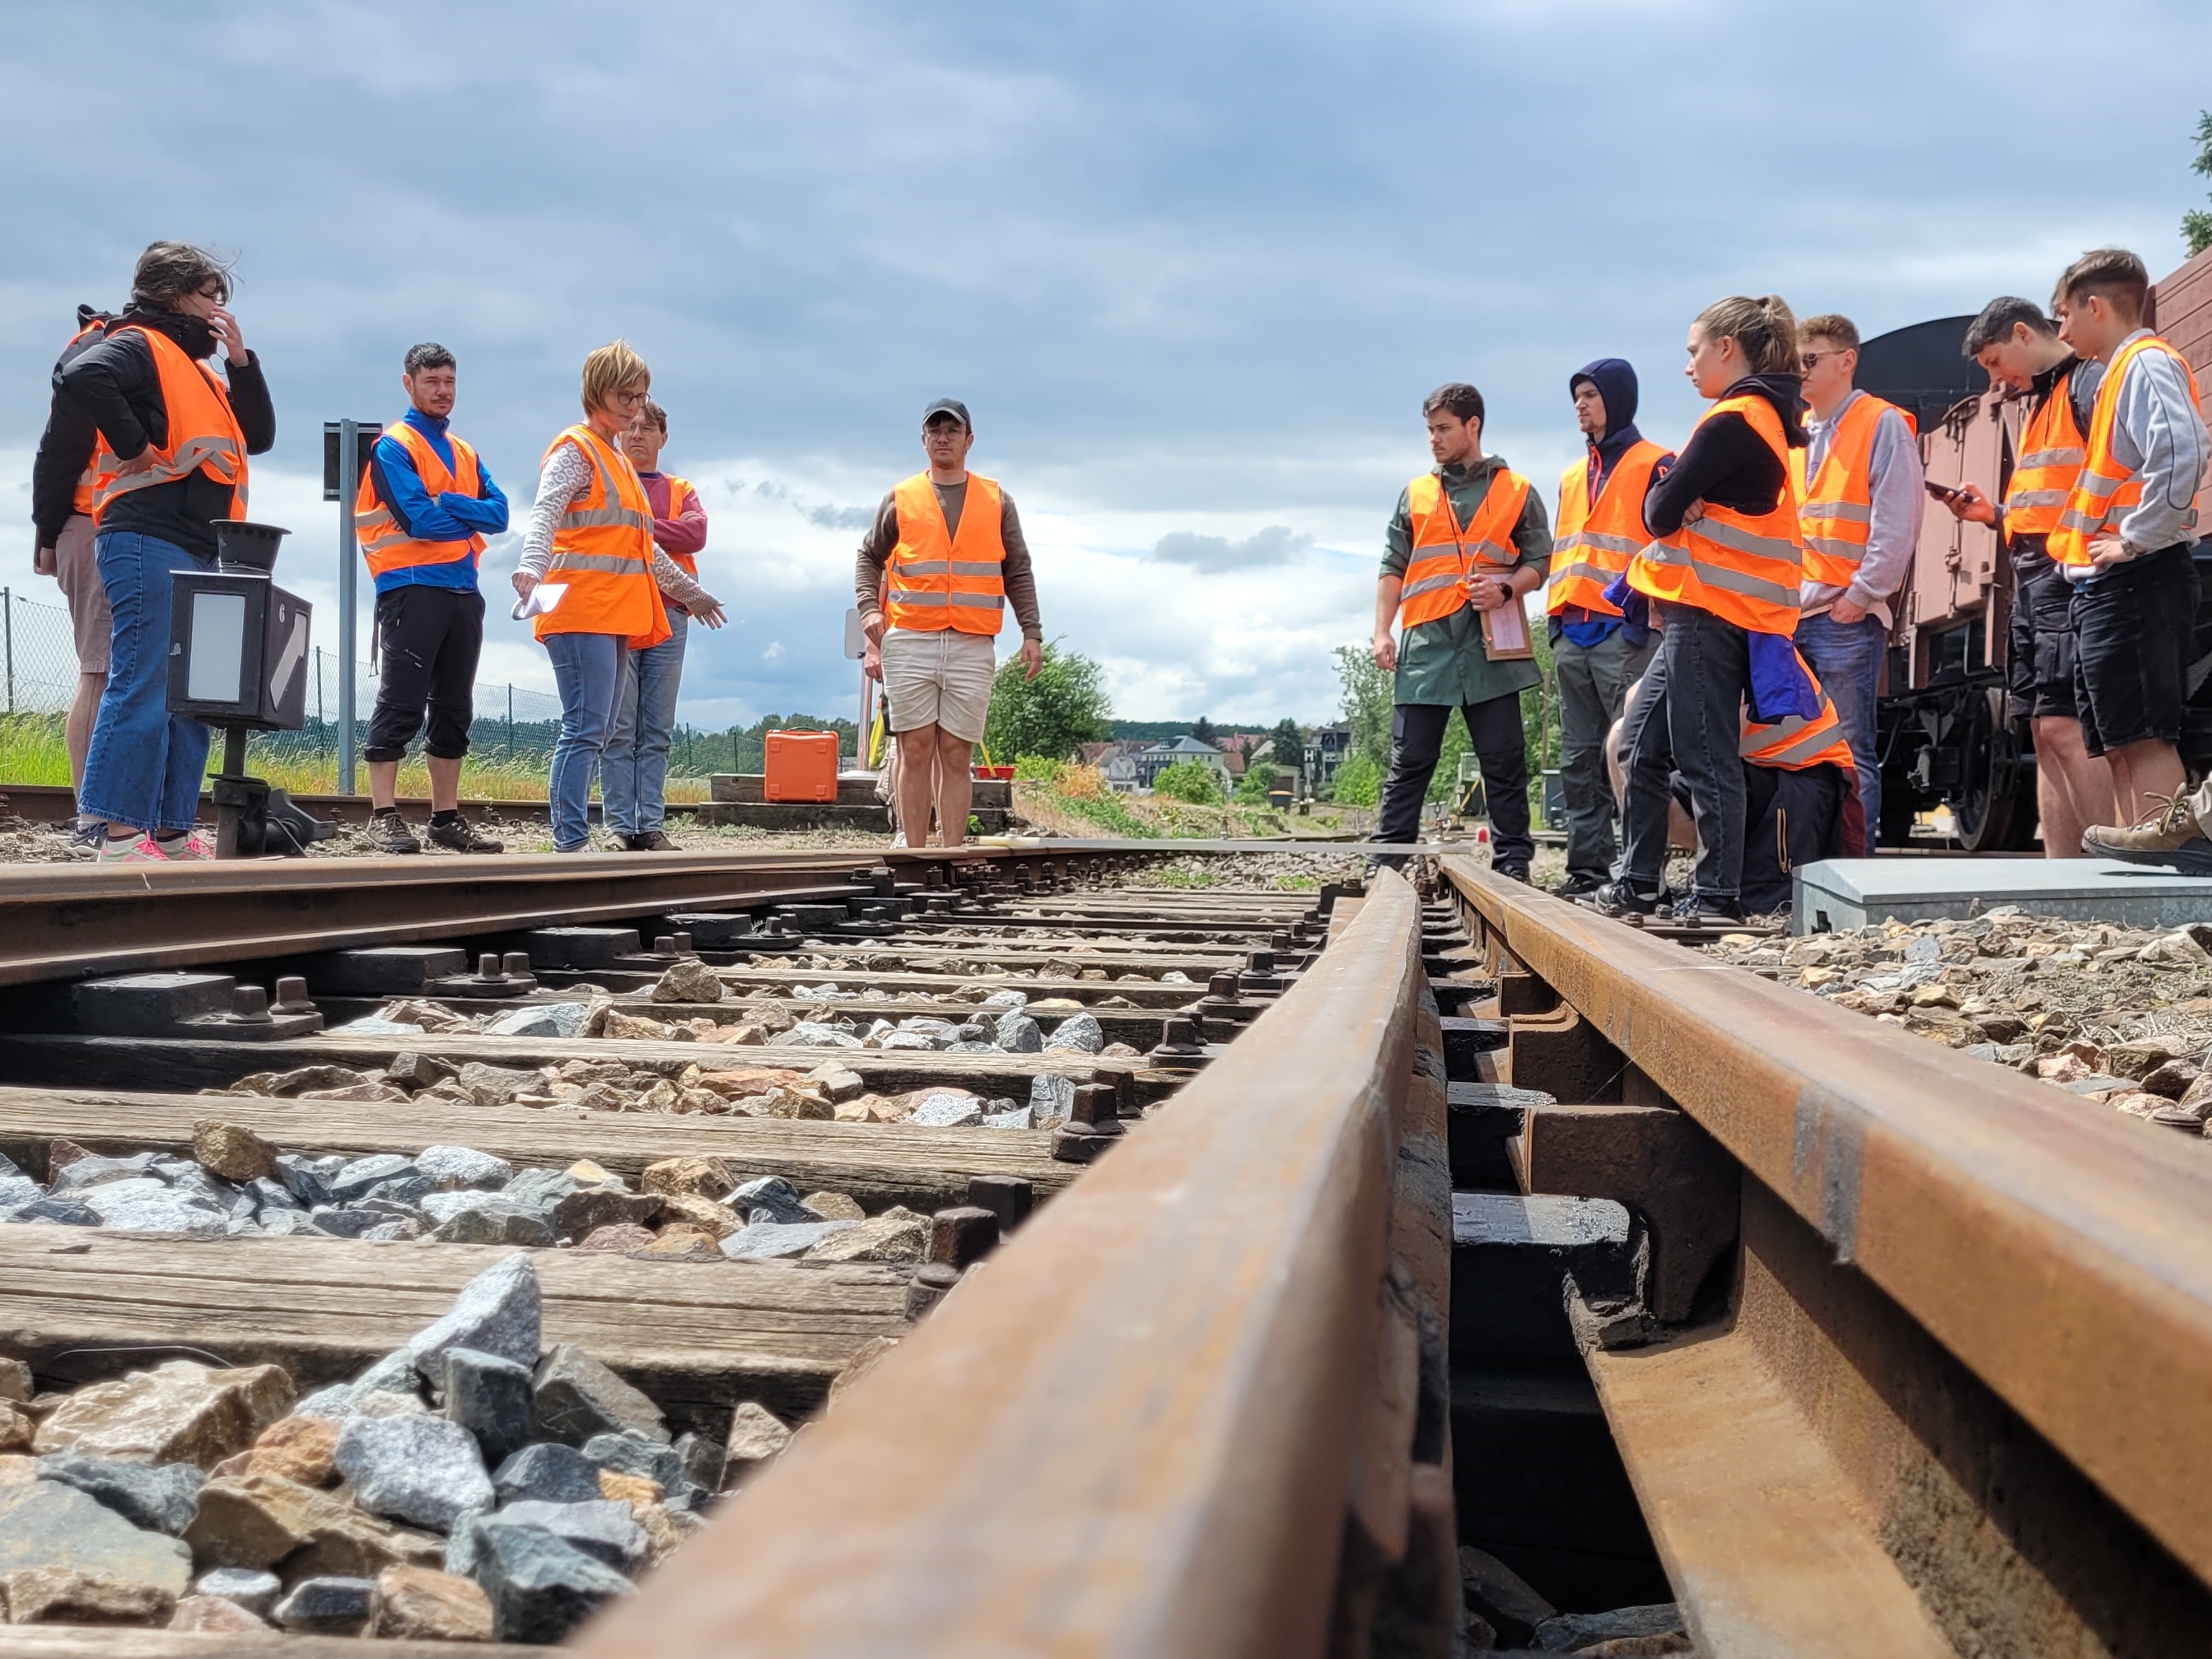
[{"xmin": 1799, "ymin": 350, "xmax": 1845, "ymax": 371}]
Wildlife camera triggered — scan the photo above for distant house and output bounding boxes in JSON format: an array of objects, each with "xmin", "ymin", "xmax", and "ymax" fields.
[
  {"xmin": 1135, "ymin": 734, "xmax": 1227, "ymax": 787},
  {"xmin": 1304, "ymin": 725, "xmax": 1351, "ymax": 788},
  {"xmin": 1079, "ymin": 740, "xmax": 1144, "ymax": 794}
]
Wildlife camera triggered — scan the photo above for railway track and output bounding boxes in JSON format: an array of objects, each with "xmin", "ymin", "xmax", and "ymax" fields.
[{"xmin": 0, "ymin": 846, "xmax": 2203, "ymax": 1654}]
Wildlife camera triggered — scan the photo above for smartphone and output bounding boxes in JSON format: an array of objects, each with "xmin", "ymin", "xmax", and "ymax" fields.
[{"xmin": 1925, "ymin": 481, "xmax": 1962, "ymax": 504}]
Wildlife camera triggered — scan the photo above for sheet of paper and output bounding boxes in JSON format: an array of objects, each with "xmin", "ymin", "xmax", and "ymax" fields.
[
  {"xmin": 1483, "ymin": 597, "xmax": 1529, "ymax": 653},
  {"xmin": 511, "ymin": 582, "xmax": 568, "ymax": 622}
]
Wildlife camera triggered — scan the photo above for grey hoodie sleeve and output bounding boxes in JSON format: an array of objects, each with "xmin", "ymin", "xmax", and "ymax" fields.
[{"xmin": 2110, "ymin": 344, "xmax": 2210, "ymax": 553}]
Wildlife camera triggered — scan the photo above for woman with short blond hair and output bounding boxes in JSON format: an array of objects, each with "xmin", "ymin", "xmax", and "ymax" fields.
[{"xmin": 515, "ymin": 341, "xmax": 723, "ymax": 851}]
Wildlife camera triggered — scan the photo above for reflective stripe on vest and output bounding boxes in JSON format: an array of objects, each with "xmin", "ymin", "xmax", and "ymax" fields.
[
  {"xmin": 885, "ymin": 471, "xmax": 1007, "ymax": 636},
  {"xmin": 1547, "ymin": 440, "xmax": 1667, "ymax": 616},
  {"xmin": 2004, "ymin": 370, "xmax": 2088, "ymax": 537},
  {"xmin": 353, "ymin": 420, "xmax": 488, "ymax": 580},
  {"xmin": 67, "ymin": 321, "xmax": 105, "ymax": 517},
  {"xmin": 2048, "ymin": 335, "xmax": 2204, "ymax": 566},
  {"xmin": 86, "ymin": 327, "xmax": 248, "ymax": 524},
  {"xmin": 534, "ymin": 425, "xmax": 669, "ymax": 650},
  {"xmin": 1626, "ymin": 394, "xmax": 1804, "ymax": 635},
  {"xmin": 1740, "ymin": 653, "xmax": 1855, "ymax": 771},
  {"xmin": 661, "ymin": 473, "xmax": 701, "ymax": 580},
  {"xmin": 1791, "ymin": 394, "xmax": 1915, "ymax": 587},
  {"xmin": 1398, "ymin": 468, "xmax": 1531, "ymax": 629}
]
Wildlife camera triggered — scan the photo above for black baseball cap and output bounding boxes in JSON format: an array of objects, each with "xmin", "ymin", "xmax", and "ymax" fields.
[{"xmin": 922, "ymin": 398, "xmax": 971, "ymax": 428}]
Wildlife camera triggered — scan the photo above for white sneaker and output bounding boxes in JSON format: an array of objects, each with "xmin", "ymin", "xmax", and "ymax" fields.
[
  {"xmin": 151, "ymin": 831, "xmax": 215, "ymax": 860},
  {"xmin": 96, "ymin": 834, "xmax": 169, "ymax": 864}
]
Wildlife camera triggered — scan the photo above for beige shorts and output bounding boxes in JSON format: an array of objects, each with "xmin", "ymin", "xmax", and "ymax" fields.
[
  {"xmin": 54, "ymin": 514, "xmax": 110, "ymax": 675},
  {"xmin": 881, "ymin": 627, "xmax": 997, "ymax": 743}
]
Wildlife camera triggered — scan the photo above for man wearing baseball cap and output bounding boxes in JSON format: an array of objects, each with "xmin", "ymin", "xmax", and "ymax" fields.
[{"xmin": 856, "ymin": 399, "xmax": 1043, "ymax": 846}]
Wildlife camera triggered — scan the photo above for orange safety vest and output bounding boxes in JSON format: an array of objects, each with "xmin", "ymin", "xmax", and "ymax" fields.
[
  {"xmin": 1791, "ymin": 393, "xmax": 1916, "ymax": 589},
  {"xmin": 65, "ymin": 318, "xmax": 110, "ymax": 517},
  {"xmin": 2049, "ymin": 334, "xmax": 2205, "ymax": 566},
  {"xmin": 1627, "ymin": 394, "xmax": 1803, "ymax": 635},
  {"xmin": 86, "ymin": 325, "xmax": 248, "ymax": 527},
  {"xmin": 1547, "ymin": 440, "xmax": 1666, "ymax": 616},
  {"xmin": 352, "ymin": 420, "xmax": 488, "ymax": 580},
  {"xmin": 659, "ymin": 473, "xmax": 701, "ymax": 580},
  {"xmin": 1398, "ymin": 468, "xmax": 1531, "ymax": 629},
  {"xmin": 1740, "ymin": 654, "xmax": 1855, "ymax": 771},
  {"xmin": 2003, "ymin": 366, "xmax": 2089, "ymax": 539},
  {"xmin": 885, "ymin": 471, "xmax": 1006, "ymax": 636},
  {"xmin": 537, "ymin": 424, "xmax": 670, "ymax": 650}
]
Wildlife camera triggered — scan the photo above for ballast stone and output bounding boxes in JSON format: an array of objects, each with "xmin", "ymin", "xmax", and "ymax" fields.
[
  {"xmin": 80, "ymin": 1180, "xmax": 229, "ymax": 1238},
  {"xmin": 272, "ymin": 1573, "xmax": 376, "ymax": 1635},
  {"xmin": 533, "ymin": 1344, "xmax": 667, "ymax": 1447},
  {"xmin": 720, "ymin": 1219, "xmax": 856, "ymax": 1260},
  {"xmin": 492, "ymin": 1498, "xmax": 648, "ymax": 1571},
  {"xmin": 469, "ymin": 1517, "xmax": 635, "ymax": 1644},
  {"xmin": 491, "ymin": 1443, "xmax": 604, "ymax": 1508},
  {"xmin": 405, "ymin": 1255, "xmax": 542, "ymax": 1382},
  {"xmin": 333, "ymin": 1415, "xmax": 494, "ymax": 1534},
  {"xmin": 0, "ymin": 1480, "xmax": 193, "ymax": 1596},
  {"xmin": 1044, "ymin": 1013, "xmax": 1104, "ymax": 1053},
  {"xmin": 35, "ymin": 1454, "xmax": 204, "ymax": 1536},
  {"xmin": 193, "ymin": 1564, "xmax": 281, "ymax": 1615},
  {"xmin": 415, "ymin": 1145, "xmax": 515, "ymax": 1191}
]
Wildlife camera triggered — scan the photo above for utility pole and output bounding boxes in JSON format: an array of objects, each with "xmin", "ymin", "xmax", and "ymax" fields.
[{"xmin": 324, "ymin": 420, "xmax": 380, "ymax": 793}]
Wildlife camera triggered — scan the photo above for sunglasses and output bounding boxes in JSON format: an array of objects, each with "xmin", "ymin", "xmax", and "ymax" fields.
[{"xmin": 1799, "ymin": 350, "xmax": 1846, "ymax": 371}]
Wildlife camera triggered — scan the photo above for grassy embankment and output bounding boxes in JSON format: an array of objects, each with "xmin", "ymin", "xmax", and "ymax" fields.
[
  {"xmin": 1009, "ymin": 757, "xmax": 1360, "ymax": 842},
  {"xmin": 0, "ymin": 713, "xmax": 708, "ymax": 803}
]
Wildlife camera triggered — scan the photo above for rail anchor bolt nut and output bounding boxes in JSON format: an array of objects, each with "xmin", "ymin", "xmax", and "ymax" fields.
[
  {"xmin": 225, "ymin": 984, "xmax": 273, "ymax": 1024},
  {"xmin": 268, "ymin": 976, "xmax": 316, "ymax": 1016}
]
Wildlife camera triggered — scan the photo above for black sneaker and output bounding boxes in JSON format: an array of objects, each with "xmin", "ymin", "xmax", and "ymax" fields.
[
  {"xmin": 1494, "ymin": 864, "xmax": 1532, "ymax": 884},
  {"xmin": 632, "ymin": 830, "xmax": 679, "ymax": 851},
  {"xmin": 427, "ymin": 812, "xmax": 503, "ymax": 854},
  {"xmin": 1553, "ymin": 874, "xmax": 1606, "ymax": 897},
  {"xmin": 1670, "ymin": 892, "xmax": 1745, "ymax": 926},
  {"xmin": 1593, "ymin": 879, "xmax": 1665, "ymax": 916},
  {"xmin": 366, "ymin": 809, "xmax": 421, "ymax": 855},
  {"xmin": 607, "ymin": 832, "xmax": 647, "ymax": 851}
]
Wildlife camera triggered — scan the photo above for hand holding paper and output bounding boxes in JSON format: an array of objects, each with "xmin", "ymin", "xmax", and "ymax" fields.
[{"xmin": 511, "ymin": 582, "xmax": 567, "ymax": 622}]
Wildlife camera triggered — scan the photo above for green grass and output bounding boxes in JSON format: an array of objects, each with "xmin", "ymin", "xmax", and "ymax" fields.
[{"xmin": 0, "ymin": 712, "xmax": 707, "ymax": 802}]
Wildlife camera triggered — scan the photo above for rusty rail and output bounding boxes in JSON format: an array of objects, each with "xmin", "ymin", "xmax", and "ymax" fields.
[
  {"xmin": 0, "ymin": 846, "xmax": 1089, "ymax": 988},
  {"xmin": 577, "ymin": 869, "xmax": 1445, "ymax": 1658},
  {"xmin": 1440, "ymin": 855, "xmax": 2212, "ymax": 1653}
]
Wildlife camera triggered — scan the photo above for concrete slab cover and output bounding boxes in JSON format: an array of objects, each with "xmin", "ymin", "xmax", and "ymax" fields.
[
  {"xmin": 1794, "ymin": 858, "xmax": 2212, "ymax": 934},
  {"xmin": 1451, "ymin": 1191, "xmax": 1631, "ymax": 1249}
]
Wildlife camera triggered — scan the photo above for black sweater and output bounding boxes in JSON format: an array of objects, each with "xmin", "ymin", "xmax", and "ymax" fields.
[
  {"xmin": 36, "ymin": 310, "xmax": 276, "ymax": 558},
  {"xmin": 1642, "ymin": 373, "xmax": 1806, "ymax": 535}
]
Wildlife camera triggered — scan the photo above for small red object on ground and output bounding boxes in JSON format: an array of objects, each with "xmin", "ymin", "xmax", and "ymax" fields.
[
  {"xmin": 764, "ymin": 730, "xmax": 841, "ymax": 802},
  {"xmin": 973, "ymin": 765, "xmax": 1015, "ymax": 781}
]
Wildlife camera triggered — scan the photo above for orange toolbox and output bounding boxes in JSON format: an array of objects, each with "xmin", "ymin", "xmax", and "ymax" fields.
[{"xmin": 763, "ymin": 729, "xmax": 842, "ymax": 802}]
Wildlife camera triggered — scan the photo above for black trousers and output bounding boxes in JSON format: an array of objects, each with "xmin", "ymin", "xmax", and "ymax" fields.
[
  {"xmin": 365, "ymin": 585, "xmax": 483, "ymax": 762},
  {"xmin": 1739, "ymin": 762, "xmax": 1848, "ymax": 916},
  {"xmin": 1377, "ymin": 697, "xmax": 1532, "ymax": 869}
]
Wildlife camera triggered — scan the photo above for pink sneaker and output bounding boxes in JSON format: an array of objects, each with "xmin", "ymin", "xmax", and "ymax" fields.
[
  {"xmin": 96, "ymin": 834, "xmax": 170, "ymax": 864},
  {"xmin": 151, "ymin": 831, "xmax": 215, "ymax": 860}
]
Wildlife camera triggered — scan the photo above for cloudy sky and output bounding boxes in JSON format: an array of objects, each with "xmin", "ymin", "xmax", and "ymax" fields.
[{"xmin": 5, "ymin": 0, "xmax": 2210, "ymax": 729}]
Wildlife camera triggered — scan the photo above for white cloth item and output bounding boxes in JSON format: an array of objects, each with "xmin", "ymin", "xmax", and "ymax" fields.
[{"xmin": 881, "ymin": 627, "xmax": 997, "ymax": 742}]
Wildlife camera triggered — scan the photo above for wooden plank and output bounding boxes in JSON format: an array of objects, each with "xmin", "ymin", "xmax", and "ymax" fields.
[
  {"xmin": 0, "ymin": 1085, "xmax": 1076, "ymax": 1210},
  {"xmin": 0, "ymin": 1630, "xmax": 541, "ymax": 1657},
  {"xmin": 574, "ymin": 872, "xmax": 1424, "ymax": 1657},
  {"xmin": 0, "ymin": 1226, "xmax": 905, "ymax": 1428}
]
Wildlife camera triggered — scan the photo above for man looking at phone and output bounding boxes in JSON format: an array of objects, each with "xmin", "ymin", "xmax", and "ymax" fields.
[
  {"xmin": 1794, "ymin": 315, "xmax": 1925, "ymax": 847},
  {"xmin": 1942, "ymin": 296, "xmax": 2112, "ymax": 856}
]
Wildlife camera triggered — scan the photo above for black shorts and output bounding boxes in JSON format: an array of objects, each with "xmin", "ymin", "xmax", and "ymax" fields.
[
  {"xmin": 365, "ymin": 585, "xmax": 484, "ymax": 762},
  {"xmin": 2007, "ymin": 540, "xmax": 2079, "ymax": 722},
  {"xmin": 2070, "ymin": 543, "xmax": 2200, "ymax": 757}
]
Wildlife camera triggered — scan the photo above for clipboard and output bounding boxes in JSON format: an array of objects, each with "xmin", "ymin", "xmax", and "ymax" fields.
[{"xmin": 1479, "ymin": 594, "xmax": 1534, "ymax": 660}]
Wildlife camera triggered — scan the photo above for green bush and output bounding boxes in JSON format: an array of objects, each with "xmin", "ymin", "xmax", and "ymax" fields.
[
  {"xmin": 1152, "ymin": 759, "xmax": 1225, "ymax": 804},
  {"xmin": 1332, "ymin": 753, "xmax": 1382, "ymax": 806},
  {"xmin": 983, "ymin": 641, "xmax": 1113, "ymax": 762},
  {"xmin": 1234, "ymin": 761, "xmax": 1279, "ymax": 803},
  {"xmin": 1012, "ymin": 754, "xmax": 1064, "ymax": 783}
]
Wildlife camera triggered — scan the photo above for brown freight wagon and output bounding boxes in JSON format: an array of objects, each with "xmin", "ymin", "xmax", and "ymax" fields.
[{"xmin": 1869, "ymin": 246, "xmax": 2212, "ymax": 850}]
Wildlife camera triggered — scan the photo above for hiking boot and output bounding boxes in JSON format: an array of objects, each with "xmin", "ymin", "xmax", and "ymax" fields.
[
  {"xmin": 1553, "ymin": 873, "xmax": 1606, "ymax": 897},
  {"xmin": 1593, "ymin": 879, "xmax": 1665, "ymax": 916},
  {"xmin": 2081, "ymin": 793, "xmax": 2212, "ymax": 874},
  {"xmin": 631, "ymin": 830, "xmax": 679, "ymax": 851},
  {"xmin": 366, "ymin": 809, "xmax": 422, "ymax": 855},
  {"xmin": 1670, "ymin": 892, "xmax": 1746, "ymax": 927},
  {"xmin": 427, "ymin": 812, "xmax": 503, "ymax": 854}
]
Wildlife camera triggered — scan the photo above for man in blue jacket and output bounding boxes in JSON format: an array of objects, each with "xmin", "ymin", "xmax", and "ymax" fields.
[{"xmin": 357, "ymin": 343, "xmax": 509, "ymax": 854}]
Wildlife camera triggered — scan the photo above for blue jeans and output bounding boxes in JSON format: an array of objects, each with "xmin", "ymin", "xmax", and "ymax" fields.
[
  {"xmin": 601, "ymin": 611, "xmax": 688, "ymax": 835},
  {"xmin": 1794, "ymin": 610, "xmax": 1886, "ymax": 846},
  {"xmin": 79, "ymin": 530, "xmax": 212, "ymax": 833},
  {"xmin": 544, "ymin": 631, "xmax": 627, "ymax": 851}
]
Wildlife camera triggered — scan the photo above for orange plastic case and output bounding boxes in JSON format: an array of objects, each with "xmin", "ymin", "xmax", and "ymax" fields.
[{"xmin": 763, "ymin": 729, "xmax": 841, "ymax": 802}]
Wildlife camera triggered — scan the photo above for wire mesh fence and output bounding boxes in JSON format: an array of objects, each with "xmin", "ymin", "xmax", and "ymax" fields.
[{"xmin": 1, "ymin": 585, "xmax": 566, "ymax": 770}]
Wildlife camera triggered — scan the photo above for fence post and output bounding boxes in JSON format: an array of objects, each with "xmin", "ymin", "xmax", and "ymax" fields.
[
  {"xmin": 3, "ymin": 588, "xmax": 12, "ymax": 715},
  {"xmin": 506, "ymin": 684, "xmax": 514, "ymax": 757},
  {"xmin": 336, "ymin": 419, "xmax": 362, "ymax": 795}
]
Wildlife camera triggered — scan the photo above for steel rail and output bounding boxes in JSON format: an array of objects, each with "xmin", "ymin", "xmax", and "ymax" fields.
[
  {"xmin": 0, "ymin": 847, "xmax": 1071, "ymax": 988},
  {"xmin": 1440, "ymin": 855, "xmax": 2212, "ymax": 1588},
  {"xmin": 576, "ymin": 869, "xmax": 1435, "ymax": 1658}
]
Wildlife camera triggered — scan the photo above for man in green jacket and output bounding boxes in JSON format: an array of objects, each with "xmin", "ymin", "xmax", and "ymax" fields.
[{"xmin": 1370, "ymin": 382, "xmax": 1551, "ymax": 877}]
